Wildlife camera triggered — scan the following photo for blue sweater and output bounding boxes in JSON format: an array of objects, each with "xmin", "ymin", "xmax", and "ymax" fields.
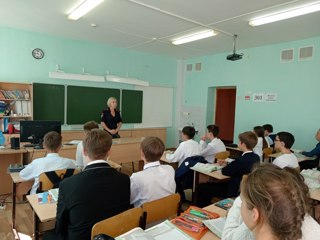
[
  {"xmin": 302, "ymin": 142, "xmax": 320, "ymax": 158},
  {"xmin": 221, "ymin": 151, "xmax": 260, "ymax": 197}
]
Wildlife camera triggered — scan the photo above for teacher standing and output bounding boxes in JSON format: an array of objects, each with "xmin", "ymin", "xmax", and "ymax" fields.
[{"xmin": 100, "ymin": 97, "xmax": 122, "ymax": 138}]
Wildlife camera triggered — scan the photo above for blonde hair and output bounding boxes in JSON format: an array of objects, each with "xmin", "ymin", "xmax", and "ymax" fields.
[
  {"xmin": 241, "ymin": 164, "xmax": 311, "ymax": 240},
  {"xmin": 141, "ymin": 137, "xmax": 165, "ymax": 162},
  {"xmin": 83, "ymin": 129, "xmax": 112, "ymax": 160},
  {"xmin": 107, "ymin": 97, "xmax": 117, "ymax": 108}
]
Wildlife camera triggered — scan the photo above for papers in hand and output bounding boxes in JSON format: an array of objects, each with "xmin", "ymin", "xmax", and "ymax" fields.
[
  {"xmin": 116, "ymin": 220, "xmax": 193, "ymax": 240},
  {"xmin": 203, "ymin": 217, "xmax": 226, "ymax": 238},
  {"xmin": 192, "ymin": 162, "xmax": 223, "ymax": 173}
]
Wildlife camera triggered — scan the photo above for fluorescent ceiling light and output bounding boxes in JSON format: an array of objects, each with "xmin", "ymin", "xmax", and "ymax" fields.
[
  {"xmin": 172, "ymin": 30, "xmax": 216, "ymax": 45},
  {"xmin": 249, "ymin": 2, "xmax": 320, "ymax": 26},
  {"xmin": 106, "ymin": 75, "xmax": 149, "ymax": 86},
  {"xmin": 68, "ymin": 0, "xmax": 104, "ymax": 20},
  {"xmin": 49, "ymin": 72, "xmax": 104, "ymax": 82}
]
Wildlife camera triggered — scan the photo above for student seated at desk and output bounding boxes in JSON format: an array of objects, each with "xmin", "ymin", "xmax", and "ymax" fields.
[
  {"xmin": 273, "ymin": 131, "xmax": 299, "ymax": 169},
  {"xmin": 19, "ymin": 131, "xmax": 76, "ymax": 194},
  {"xmin": 237, "ymin": 164, "xmax": 320, "ymax": 240},
  {"xmin": 199, "ymin": 124, "xmax": 226, "ymax": 163},
  {"xmin": 52, "ymin": 129, "xmax": 130, "ymax": 240},
  {"xmin": 252, "ymin": 126, "xmax": 268, "ymax": 161},
  {"xmin": 130, "ymin": 137, "xmax": 176, "ymax": 207},
  {"xmin": 302, "ymin": 128, "xmax": 320, "ymax": 158},
  {"xmin": 166, "ymin": 126, "xmax": 200, "ymax": 166},
  {"xmin": 198, "ymin": 131, "xmax": 260, "ymax": 207},
  {"xmin": 263, "ymin": 124, "xmax": 275, "ymax": 147},
  {"xmin": 76, "ymin": 120, "xmax": 99, "ymax": 169}
]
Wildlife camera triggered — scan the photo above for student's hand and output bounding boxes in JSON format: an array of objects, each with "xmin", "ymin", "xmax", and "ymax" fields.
[
  {"xmin": 201, "ymin": 135, "xmax": 206, "ymax": 141},
  {"xmin": 109, "ymin": 129, "xmax": 117, "ymax": 134},
  {"xmin": 217, "ymin": 159, "xmax": 227, "ymax": 166}
]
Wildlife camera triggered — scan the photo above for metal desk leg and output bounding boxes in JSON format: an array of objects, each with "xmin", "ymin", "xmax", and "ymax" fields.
[
  {"xmin": 33, "ymin": 210, "xmax": 40, "ymax": 240},
  {"xmin": 12, "ymin": 182, "xmax": 16, "ymax": 229},
  {"xmin": 192, "ymin": 171, "xmax": 200, "ymax": 205}
]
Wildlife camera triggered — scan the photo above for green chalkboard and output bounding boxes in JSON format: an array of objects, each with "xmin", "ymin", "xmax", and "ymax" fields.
[
  {"xmin": 67, "ymin": 86, "xmax": 120, "ymax": 124},
  {"xmin": 33, "ymin": 83, "xmax": 65, "ymax": 122},
  {"xmin": 121, "ymin": 90, "xmax": 143, "ymax": 123}
]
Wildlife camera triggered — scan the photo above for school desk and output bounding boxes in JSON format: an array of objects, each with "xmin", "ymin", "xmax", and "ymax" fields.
[
  {"xmin": 26, "ymin": 194, "xmax": 56, "ymax": 240},
  {"xmin": 225, "ymin": 146, "xmax": 242, "ymax": 159},
  {"xmin": 191, "ymin": 166, "xmax": 230, "ymax": 205},
  {"xmin": 0, "ymin": 148, "xmax": 27, "ymax": 195}
]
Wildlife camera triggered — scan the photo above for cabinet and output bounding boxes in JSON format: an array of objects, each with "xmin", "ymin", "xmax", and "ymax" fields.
[{"xmin": 0, "ymin": 82, "xmax": 33, "ymax": 132}]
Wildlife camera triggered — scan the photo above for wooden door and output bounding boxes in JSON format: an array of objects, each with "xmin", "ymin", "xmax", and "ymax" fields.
[{"xmin": 215, "ymin": 88, "xmax": 236, "ymax": 143}]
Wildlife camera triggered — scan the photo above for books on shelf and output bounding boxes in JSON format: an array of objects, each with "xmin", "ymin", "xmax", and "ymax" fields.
[
  {"xmin": 116, "ymin": 220, "xmax": 193, "ymax": 240},
  {"xmin": 203, "ymin": 217, "xmax": 226, "ymax": 238},
  {"xmin": 191, "ymin": 162, "xmax": 223, "ymax": 173},
  {"xmin": 214, "ymin": 198, "xmax": 235, "ymax": 211},
  {"xmin": 0, "ymin": 89, "xmax": 30, "ymax": 100}
]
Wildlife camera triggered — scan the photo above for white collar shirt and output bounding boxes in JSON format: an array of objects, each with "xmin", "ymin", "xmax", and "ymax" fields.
[
  {"xmin": 130, "ymin": 161, "xmax": 176, "ymax": 207},
  {"xmin": 200, "ymin": 138, "xmax": 226, "ymax": 163},
  {"xmin": 166, "ymin": 139, "xmax": 200, "ymax": 166},
  {"xmin": 19, "ymin": 153, "xmax": 76, "ymax": 194}
]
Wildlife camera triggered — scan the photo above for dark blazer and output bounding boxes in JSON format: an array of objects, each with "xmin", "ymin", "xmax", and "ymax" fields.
[
  {"xmin": 56, "ymin": 162, "xmax": 130, "ymax": 240},
  {"xmin": 221, "ymin": 151, "xmax": 260, "ymax": 197}
]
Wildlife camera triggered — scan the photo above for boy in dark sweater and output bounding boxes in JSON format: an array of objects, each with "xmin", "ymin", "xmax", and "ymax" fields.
[{"xmin": 197, "ymin": 131, "xmax": 260, "ymax": 207}]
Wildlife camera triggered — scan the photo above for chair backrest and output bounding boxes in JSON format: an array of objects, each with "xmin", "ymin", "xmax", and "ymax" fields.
[
  {"xmin": 142, "ymin": 193, "xmax": 181, "ymax": 225},
  {"xmin": 39, "ymin": 168, "xmax": 79, "ymax": 192},
  {"xmin": 262, "ymin": 147, "xmax": 273, "ymax": 162},
  {"xmin": 91, "ymin": 207, "xmax": 144, "ymax": 239},
  {"xmin": 215, "ymin": 151, "xmax": 230, "ymax": 162}
]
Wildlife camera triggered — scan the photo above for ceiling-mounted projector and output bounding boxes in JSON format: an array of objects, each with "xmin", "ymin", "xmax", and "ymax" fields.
[{"xmin": 226, "ymin": 34, "xmax": 243, "ymax": 61}]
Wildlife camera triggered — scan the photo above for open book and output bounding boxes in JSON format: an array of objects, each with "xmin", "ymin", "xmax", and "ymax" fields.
[
  {"xmin": 116, "ymin": 220, "xmax": 194, "ymax": 240},
  {"xmin": 202, "ymin": 217, "xmax": 226, "ymax": 238},
  {"xmin": 191, "ymin": 163, "xmax": 223, "ymax": 173}
]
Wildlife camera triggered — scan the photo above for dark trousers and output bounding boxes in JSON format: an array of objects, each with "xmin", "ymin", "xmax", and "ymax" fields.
[{"xmin": 197, "ymin": 182, "xmax": 230, "ymax": 208}]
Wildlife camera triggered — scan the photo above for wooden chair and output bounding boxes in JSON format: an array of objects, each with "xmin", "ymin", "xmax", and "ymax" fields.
[
  {"xmin": 262, "ymin": 147, "xmax": 273, "ymax": 163},
  {"xmin": 38, "ymin": 168, "xmax": 79, "ymax": 192},
  {"xmin": 142, "ymin": 193, "xmax": 181, "ymax": 225},
  {"xmin": 91, "ymin": 207, "xmax": 145, "ymax": 239},
  {"xmin": 214, "ymin": 151, "xmax": 230, "ymax": 163}
]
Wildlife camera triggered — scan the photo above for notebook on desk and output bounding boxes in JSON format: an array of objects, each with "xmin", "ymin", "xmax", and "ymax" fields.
[{"xmin": 191, "ymin": 163, "xmax": 223, "ymax": 173}]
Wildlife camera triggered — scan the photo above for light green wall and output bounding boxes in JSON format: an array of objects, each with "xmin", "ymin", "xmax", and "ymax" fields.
[
  {"xmin": 184, "ymin": 36, "xmax": 320, "ymax": 150},
  {"xmin": 0, "ymin": 27, "xmax": 177, "ymax": 146}
]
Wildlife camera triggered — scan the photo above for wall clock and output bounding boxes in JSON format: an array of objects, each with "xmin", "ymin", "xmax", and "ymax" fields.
[{"xmin": 32, "ymin": 48, "xmax": 44, "ymax": 59}]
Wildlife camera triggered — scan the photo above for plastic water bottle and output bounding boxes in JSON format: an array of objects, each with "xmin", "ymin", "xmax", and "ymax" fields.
[{"xmin": 0, "ymin": 130, "xmax": 5, "ymax": 146}]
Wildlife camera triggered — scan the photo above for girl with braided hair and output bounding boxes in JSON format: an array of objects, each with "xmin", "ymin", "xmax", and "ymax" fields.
[{"xmin": 240, "ymin": 164, "xmax": 320, "ymax": 240}]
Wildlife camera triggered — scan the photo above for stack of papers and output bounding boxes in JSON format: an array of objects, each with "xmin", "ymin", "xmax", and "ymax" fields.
[{"xmin": 192, "ymin": 163, "xmax": 223, "ymax": 173}]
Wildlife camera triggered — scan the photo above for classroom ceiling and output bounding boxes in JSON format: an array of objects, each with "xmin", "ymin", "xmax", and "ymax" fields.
[{"xmin": 1, "ymin": 0, "xmax": 320, "ymax": 59}]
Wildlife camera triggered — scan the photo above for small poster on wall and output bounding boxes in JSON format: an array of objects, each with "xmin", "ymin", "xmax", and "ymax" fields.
[
  {"xmin": 253, "ymin": 93, "xmax": 264, "ymax": 102},
  {"xmin": 265, "ymin": 93, "xmax": 277, "ymax": 102}
]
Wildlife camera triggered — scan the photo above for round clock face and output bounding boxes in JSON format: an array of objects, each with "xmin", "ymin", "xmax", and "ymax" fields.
[{"xmin": 32, "ymin": 48, "xmax": 44, "ymax": 59}]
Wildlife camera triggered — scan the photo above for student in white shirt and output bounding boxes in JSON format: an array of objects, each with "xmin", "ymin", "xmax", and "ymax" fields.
[
  {"xmin": 273, "ymin": 131, "xmax": 299, "ymax": 169},
  {"xmin": 239, "ymin": 164, "xmax": 320, "ymax": 240},
  {"xmin": 199, "ymin": 124, "xmax": 226, "ymax": 163},
  {"xmin": 20, "ymin": 131, "xmax": 76, "ymax": 194},
  {"xmin": 130, "ymin": 137, "xmax": 176, "ymax": 207},
  {"xmin": 252, "ymin": 126, "xmax": 268, "ymax": 161},
  {"xmin": 75, "ymin": 121, "xmax": 99, "ymax": 169},
  {"xmin": 166, "ymin": 126, "xmax": 200, "ymax": 166}
]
